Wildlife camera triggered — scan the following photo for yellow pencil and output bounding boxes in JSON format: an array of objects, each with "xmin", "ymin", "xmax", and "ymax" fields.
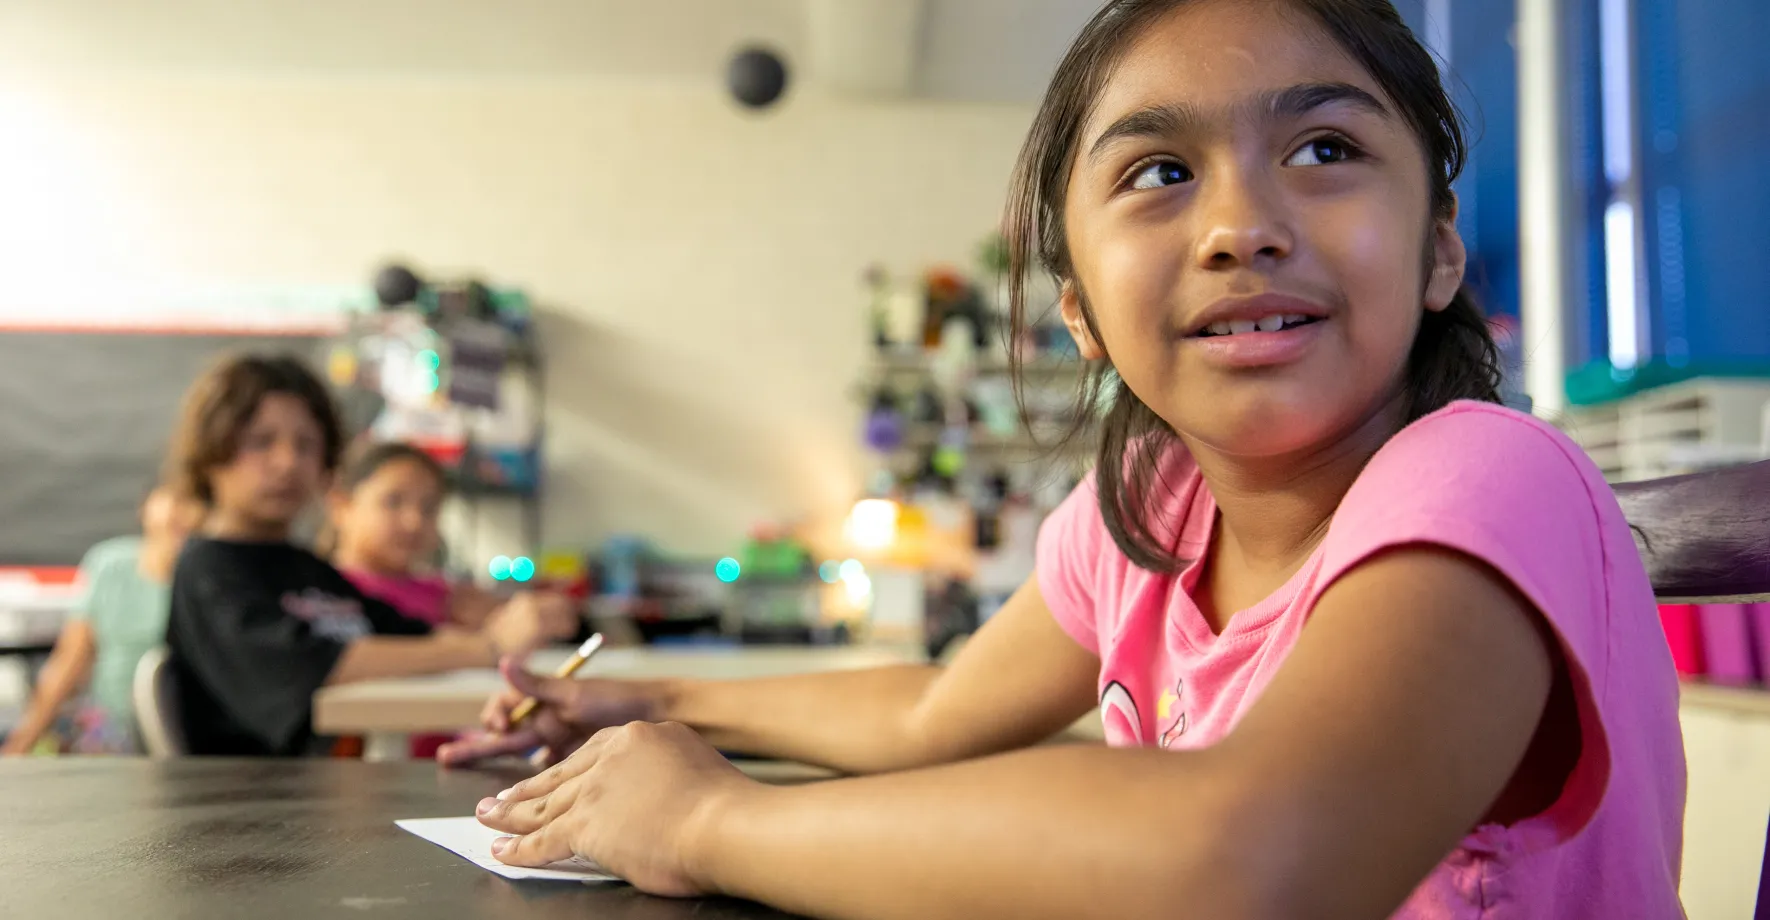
[{"xmin": 508, "ymin": 633, "xmax": 603, "ymax": 728}]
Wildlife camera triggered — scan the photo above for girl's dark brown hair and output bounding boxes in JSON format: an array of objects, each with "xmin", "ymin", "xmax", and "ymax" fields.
[
  {"xmin": 1005, "ymin": 0, "xmax": 1503, "ymax": 572},
  {"xmin": 334, "ymin": 441, "xmax": 447, "ymax": 497},
  {"xmin": 316, "ymin": 441, "xmax": 447, "ymax": 559},
  {"xmin": 165, "ymin": 353, "xmax": 346, "ymax": 504}
]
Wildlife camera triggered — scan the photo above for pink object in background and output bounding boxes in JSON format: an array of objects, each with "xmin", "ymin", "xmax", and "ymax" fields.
[
  {"xmin": 1657, "ymin": 604, "xmax": 1706, "ymax": 678},
  {"xmin": 341, "ymin": 569, "xmax": 452, "ymax": 627},
  {"xmin": 1697, "ymin": 604, "xmax": 1757, "ymax": 686}
]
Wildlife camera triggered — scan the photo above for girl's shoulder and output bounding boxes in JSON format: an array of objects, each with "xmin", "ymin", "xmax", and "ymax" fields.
[
  {"xmin": 345, "ymin": 569, "xmax": 451, "ymax": 591},
  {"xmin": 79, "ymin": 535, "xmax": 142, "ymax": 575},
  {"xmin": 1367, "ymin": 400, "xmax": 1606, "ymax": 498},
  {"xmin": 342, "ymin": 569, "xmax": 453, "ymax": 626},
  {"xmin": 1328, "ymin": 398, "xmax": 1640, "ymax": 606}
]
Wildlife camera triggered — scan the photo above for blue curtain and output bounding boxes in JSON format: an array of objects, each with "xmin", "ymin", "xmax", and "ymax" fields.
[
  {"xmin": 1635, "ymin": 0, "xmax": 1770, "ymax": 366},
  {"xmin": 1449, "ymin": 1, "xmax": 1521, "ymax": 326}
]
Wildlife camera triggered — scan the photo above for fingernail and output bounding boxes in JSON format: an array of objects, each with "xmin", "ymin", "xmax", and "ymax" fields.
[
  {"xmin": 496, "ymin": 787, "xmax": 514, "ymax": 800},
  {"xmin": 491, "ymin": 836, "xmax": 513, "ymax": 856},
  {"xmin": 476, "ymin": 797, "xmax": 498, "ymax": 815}
]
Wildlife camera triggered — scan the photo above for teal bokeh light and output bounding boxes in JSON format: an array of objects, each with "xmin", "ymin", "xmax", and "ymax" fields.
[{"xmin": 715, "ymin": 557, "xmax": 742, "ymax": 583}]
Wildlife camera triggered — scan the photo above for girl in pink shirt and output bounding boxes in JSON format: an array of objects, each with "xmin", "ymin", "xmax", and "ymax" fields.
[
  {"xmin": 327, "ymin": 441, "xmax": 574, "ymax": 632},
  {"xmin": 328, "ymin": 441, "xmax": 579, "ymax": 757},
  {"xmin": 445, "ymin": 2, "xmax": 1687, "ymax": 918},
  {"xmin": 327, "ymin": 442, "xmax": 488, "ymax": 628}
]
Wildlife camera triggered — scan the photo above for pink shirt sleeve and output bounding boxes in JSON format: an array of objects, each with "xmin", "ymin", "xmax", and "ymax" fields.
[
  {"xmin": 1313, "ymin": 403, "xmax": 1621, "ymax": 845},
  {"xmin": 1036, "ymin": 474, "xmax": 1108, "ymax": 655}
]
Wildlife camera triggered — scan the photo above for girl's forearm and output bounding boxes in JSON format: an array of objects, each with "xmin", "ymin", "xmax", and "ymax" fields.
[
  {"xmin": 653, "ymin": 580, "xmax": 1102, "ymax": 776},
  {"xmin": 692, "ymin": 743, "xmax": 1279, "ymax": 920},
  {"xmin": 325, "ymin": 630, "xmax": 494, "ymax": 685},
  {"xmin": 2, "ymin": 623, "xmax": 96, "ymax": 754},
  {"xmin": 658, "ymin": 666, "xmax": 946, "ymax": 774},
  {"xmin": 447, "ymin": 585, "xmax": 501, "ymax": 630}
]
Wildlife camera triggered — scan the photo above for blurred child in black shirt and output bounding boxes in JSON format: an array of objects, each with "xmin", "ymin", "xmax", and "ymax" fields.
[{"xmin": 164, "ymin": 354, "xmax": 574, "ymax": 756}]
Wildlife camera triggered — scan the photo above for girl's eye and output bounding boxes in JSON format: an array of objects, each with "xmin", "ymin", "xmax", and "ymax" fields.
[
  {"xmin": 1128, "ymin": 159, "xmax": 1193, "ymax": 190},
  {"xmin": 1285, "ymin": 136, "xmax": 1362, "ymax": 167}
]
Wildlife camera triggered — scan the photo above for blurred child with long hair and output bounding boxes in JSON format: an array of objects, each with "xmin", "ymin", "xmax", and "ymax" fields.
[{"xmin": 164, "ymin": 354, "xmax": 574, "ymax": 757}]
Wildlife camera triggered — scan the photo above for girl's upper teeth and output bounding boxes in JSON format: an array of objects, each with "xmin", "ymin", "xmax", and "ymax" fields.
[
  {"xmin": 1206, "ymin": 314, "xmax": 1313, "ymax": 336},
  {"xmin": 1210, "ymin": 314, "xmax": 1295, "ymax": 336}
]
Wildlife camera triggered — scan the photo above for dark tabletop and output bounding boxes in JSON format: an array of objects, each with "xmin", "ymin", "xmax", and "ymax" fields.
[{"xmin": 0, "ymin": 758, "xmax": 804, "ymax": 919}]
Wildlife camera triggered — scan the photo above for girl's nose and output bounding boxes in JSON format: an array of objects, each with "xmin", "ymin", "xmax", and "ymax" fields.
[{"xmin": 1192, "ymin": 170, "xmax": 1293, "ymax": 270}]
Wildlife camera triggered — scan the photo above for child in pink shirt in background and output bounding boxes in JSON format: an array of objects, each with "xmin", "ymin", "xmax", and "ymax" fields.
[
  {"xmin": 440, "ymin": 2, "xmax": 1687, "ymax": 918},
  {"xmin": 327, "ymin": 442, "xmax": 577, "ymax": 756},
  {"xmin": 327, "ymin": 441, "xmax": 571, "ymax": 630}
]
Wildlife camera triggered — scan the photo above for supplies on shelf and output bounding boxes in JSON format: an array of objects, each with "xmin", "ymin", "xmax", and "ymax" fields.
[
  {"xmin": 1560, "ymin": 377, "xmax": 1770, "ymax": 482},
  {"xmin": 329, "ymin": 294, "xmax": 543, "ymax": 489},
  {"xmin": 856, "ymin": 251, "xmax": 1094, "ymax": 497},
  {"xmin": 577, "ymin": 529, "xmax": 863, "ymax": 647},
  {"xmin": 844, "ymin": 240, "xmax": 1093, "ymax": 651},
  {"xmin": 329, "ymin": 264, "xmax": 548, "ymax": 564}
]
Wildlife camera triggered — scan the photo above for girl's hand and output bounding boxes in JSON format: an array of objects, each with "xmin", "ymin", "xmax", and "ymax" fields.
[
  {"xmin": 483, "ymin": 592, "xmax": 578, "ymax": 660},
  {"xmin": 435, "ymin": 658, "xmax": 663, "ymax": 766},
  {"xmin": 474, "ymin": 721, "xmax": 757, "ymax": 897}
]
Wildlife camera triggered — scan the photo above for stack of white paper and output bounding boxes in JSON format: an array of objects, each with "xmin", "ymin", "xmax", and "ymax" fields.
[{"xmin": 397, "ymin": 817, "xmax": 621, "ymax": 883}]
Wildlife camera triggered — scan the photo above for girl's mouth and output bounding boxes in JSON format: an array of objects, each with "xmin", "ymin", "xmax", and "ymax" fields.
[
  {"xmin": 1185, "ymin": 315, "xmax": 1327, "ymax": 370},
  {"xmin": 1191, "ymin": 314, "xmax": 1323, "ymax": 338}
]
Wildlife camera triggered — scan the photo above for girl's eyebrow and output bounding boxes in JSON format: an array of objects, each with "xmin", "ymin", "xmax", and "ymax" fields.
[{"xmin": 1084, "ymin": 81, "xmax": 1392, "ymax": 165}]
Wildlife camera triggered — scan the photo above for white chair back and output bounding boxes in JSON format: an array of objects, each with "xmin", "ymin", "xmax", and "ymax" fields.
[{"xmin": 132, "ymin": 647, "xmax": 185, "ymax": 758}]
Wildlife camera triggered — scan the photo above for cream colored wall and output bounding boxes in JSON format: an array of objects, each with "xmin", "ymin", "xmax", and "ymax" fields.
[
  {"xmin": 0, "ymin": 76, "xmax": 1033, "ymax": 555},
  {"xmin": 1680, "ymin": 700, "xmax": 1770, "ymax": 919}
]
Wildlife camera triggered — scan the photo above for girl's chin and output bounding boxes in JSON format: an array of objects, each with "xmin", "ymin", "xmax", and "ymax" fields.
[
  {"xmin": 1171, "ymin": 398, "xmax": 1352, "ymax": 454},
  {"xmin": 1178, "ymin": 391, "xmax": 1406, "ymax": 462}
]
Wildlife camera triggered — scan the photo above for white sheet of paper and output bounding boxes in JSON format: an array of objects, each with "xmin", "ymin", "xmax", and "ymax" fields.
[{"xmin": 397, "ymin": 817, "xmax": 621, "ymax": 883}]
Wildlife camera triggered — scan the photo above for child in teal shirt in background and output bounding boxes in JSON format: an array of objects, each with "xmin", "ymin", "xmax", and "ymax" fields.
[{"xmin": 2, "ymin": 485, "xmax": 205, "ymax": 754}]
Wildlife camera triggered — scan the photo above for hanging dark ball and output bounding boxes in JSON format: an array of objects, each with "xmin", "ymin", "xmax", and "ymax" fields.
[
  {"xmin": 373, "ymin": 263, "xmax": 423, "ymax": 308},
  {"xmin": 727, "ymin": 47, "xmax": 788, "ymax": 109}
]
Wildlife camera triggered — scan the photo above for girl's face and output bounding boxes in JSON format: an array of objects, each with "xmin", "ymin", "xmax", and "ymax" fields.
[
  {"xmin": 207, "ymin": 393, "xmax": 328, "ymax": 532},
  {"xmin": 329, "ymin": 458, "xmax": 443, "ymax": 574},
  {"xmin": 1060, "ymin": 0, "xmax": 1466, "ymax": 460}
]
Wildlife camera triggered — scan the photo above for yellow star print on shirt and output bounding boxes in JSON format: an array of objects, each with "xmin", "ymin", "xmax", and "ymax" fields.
[{"xmin": 1158, "ymin": 678, "xmax": 1187, "ymax": 749}]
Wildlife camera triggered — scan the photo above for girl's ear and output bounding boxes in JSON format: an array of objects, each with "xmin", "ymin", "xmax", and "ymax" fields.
[
  {"xmin": 1424, "ymin": 199, "xmax": 1467, "ymax": 313},
  {"xmin": 1059, "ymin": 280, "xmax": 1107, "ymax": 361}
]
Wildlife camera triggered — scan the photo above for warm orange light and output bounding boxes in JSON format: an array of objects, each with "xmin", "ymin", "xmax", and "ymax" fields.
[{"xmin": 844, "ymin": 499, "xmax": 899, "ymax": 551}]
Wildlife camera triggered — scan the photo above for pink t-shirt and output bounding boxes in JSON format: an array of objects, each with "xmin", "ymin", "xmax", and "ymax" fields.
[
  {"xmin": 342, "ymin": 569, "xmax": 453, "ymax": 627},
  {"xmin": 1037, "ymin": 401, "xmax": 1685, "ymax": 919}
]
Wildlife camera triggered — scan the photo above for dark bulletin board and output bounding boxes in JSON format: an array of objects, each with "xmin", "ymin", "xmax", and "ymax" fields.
[{"xmin": 0, "ymin": 332, "xmax": 325, "ymax": 565}]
